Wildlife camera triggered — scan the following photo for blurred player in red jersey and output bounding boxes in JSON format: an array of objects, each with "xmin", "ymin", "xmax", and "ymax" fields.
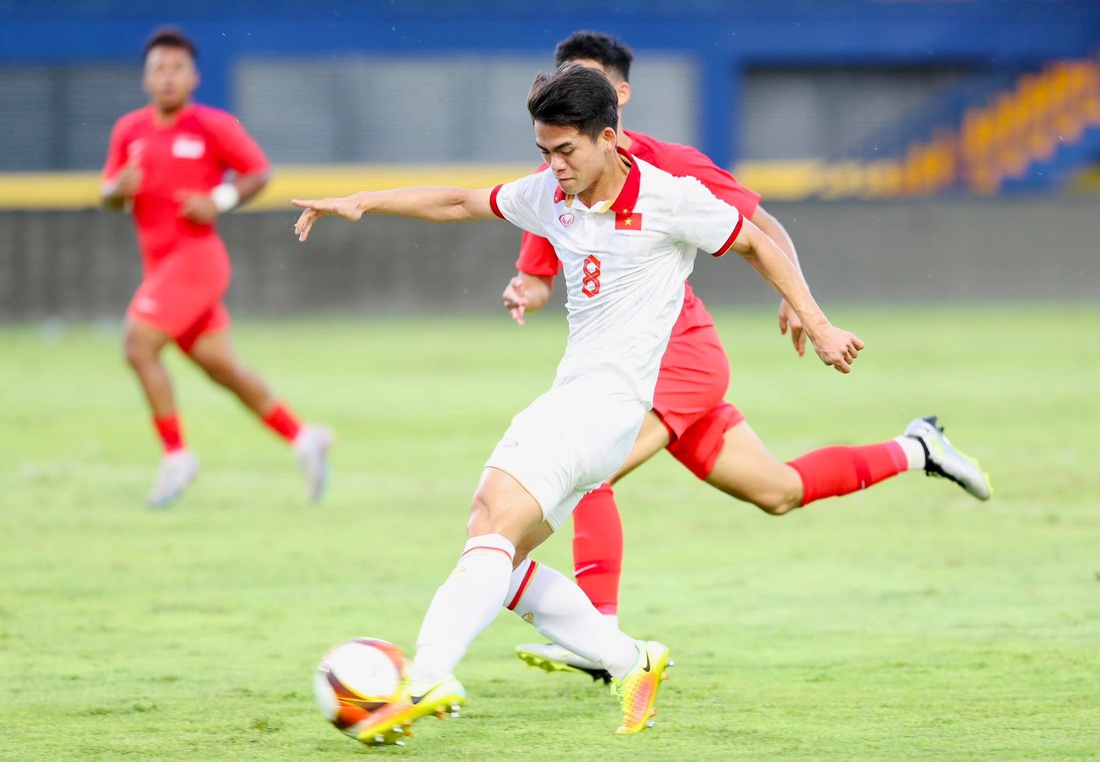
[
  {"xmin": 506, "ymin": 32, "xmax": 992, "ymax": 680},
  {"xmin": 101, "ymin": 27, "xmax": 332, "ymax": 507}
]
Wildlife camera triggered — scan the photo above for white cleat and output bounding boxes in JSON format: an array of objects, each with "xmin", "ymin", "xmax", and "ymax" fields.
[
  {"xmin": 293, "ymin": 424, "xmax": 334, "ymax": 503},
  {"xmin": 147, "ymin": 449, "xmax": 200, "ymax": 508},
  {"xmin": 904, "ymin": 416, "xmax": 992, "ymax": 501}
]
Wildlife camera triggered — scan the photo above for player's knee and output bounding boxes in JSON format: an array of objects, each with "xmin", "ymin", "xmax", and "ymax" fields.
[
  {"xmin": 467, "ymin": 490, "xmax": 509, "ymax": 536},
  {"xmin": 123, "ymin": 334, "xmax": 156, "ymax": 369},
  {"xmin": 747, "ymin": 488, "xmax": 802, "ymax": 516},
  {"xmin": 123, "ymin": 342, "xmax": 141, "ymax": 369},
  {"xmin": 757, "ymin": 498, "xmax": 799, "ymax": 516},
  {"xmin": 467, "ymin": 488, "xmax": 540, "ymax": 545}
]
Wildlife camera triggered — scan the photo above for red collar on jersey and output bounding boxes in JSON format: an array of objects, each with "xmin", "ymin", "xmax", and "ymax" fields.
[
  {"xmin": 608, "ymin": 146, "xmax": 640, "ymax": 216},
  {"xmin": 552, "ymin": 146, "xmax": 639, "ymax": 212}
]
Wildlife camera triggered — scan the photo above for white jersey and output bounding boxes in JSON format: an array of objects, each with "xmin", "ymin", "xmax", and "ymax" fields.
[{"xmin": 491, "ymin": 150, "xmax": 743, "ymax": 405}]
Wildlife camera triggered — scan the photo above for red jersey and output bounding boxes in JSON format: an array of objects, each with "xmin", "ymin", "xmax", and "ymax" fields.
[
  {"xmin": 102, "ymin": 104, "xmax": 269, "ymax": 266},
  {"xmin": 515, "ymin": 129, "xmax": 762, "ymax": 337}
]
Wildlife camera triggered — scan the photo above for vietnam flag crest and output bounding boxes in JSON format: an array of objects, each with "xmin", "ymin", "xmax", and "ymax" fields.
[{"xmin": 615, "ymin": 212, "xmax": 643, "ymax": 231}]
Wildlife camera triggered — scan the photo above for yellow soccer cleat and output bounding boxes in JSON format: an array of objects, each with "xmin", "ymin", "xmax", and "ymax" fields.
[
  {"xmin": 355, "ymin": 676, "xmax": 466, "ymax": 747},
  {"xmin": 611, "ymin": 641, "xmax": 672, "ymax": 735}
]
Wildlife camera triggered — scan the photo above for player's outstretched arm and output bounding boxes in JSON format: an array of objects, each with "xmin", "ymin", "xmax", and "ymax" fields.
[
  {"xmin": 293, "ymin": 187, "xmax": 496, "ymax": 242},
  {"xmin": 502, "ymin": 272, "xmax": 554, "ymax": 326},
  {"xmin": 729, "ymin": 219, "xmax": 864, "ymax": 374},
  {"xmin": 752, "ymin": 205, "xmax": 807, "ymax": 357}
]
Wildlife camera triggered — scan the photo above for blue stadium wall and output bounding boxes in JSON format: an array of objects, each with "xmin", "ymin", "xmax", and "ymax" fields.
[{"xmin": 3, "ymin": 0, "xmax": 1099, "ymax": 169}]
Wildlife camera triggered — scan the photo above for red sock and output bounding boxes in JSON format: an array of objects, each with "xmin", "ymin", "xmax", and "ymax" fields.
[
  {"xmin": 261, "ymin": 402, "xmax": 302, "ymax": 442},
  {"xmin": 153, "ymin": 413, "xmax": 185, "ymax": 453},
  {"xmin": 788, "ymin": 442, "xmax": 908, "ymax": 506},
  {"xmin": 571, "ymin": 483, "xmax": 623, "ymax": 616}
]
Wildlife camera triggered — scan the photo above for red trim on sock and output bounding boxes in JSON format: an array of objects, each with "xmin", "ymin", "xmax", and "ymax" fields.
[
  {"xmin": 572, "ymin": 483, "xmax": 622, "ymax": 616},
  {"xmin": 788, "ymin": 442, "xmax": 906, "ymax": 507},
  {"xmin": 506, "ymin": 561, "xmax": 539, "ymax": 611},
  {"xmin": 153, "ymin": 413, "xmax": 184, "ymax": 453},
  {"xmin": 261, "ymin": 403, "xmax": 302, "ymax": 442}
]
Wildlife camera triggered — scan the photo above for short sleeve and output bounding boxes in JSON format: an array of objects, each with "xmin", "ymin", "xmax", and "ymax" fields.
[
  {"xmin": 670, "ymin": 177, "xmax": 744, "ymax": 258},
  {"xmin": 515, "ymin": 232, "xmax": 560, "ymax": 276},
  {"xmin": 203, "ymin": 109, "xmax": 269, "ymax": 176},
  {"xmin": 102, "ymin": 118, "xmax": 129, "ymax": 181},
  {"xmin": 490, "ymin": 171, "xmax": 551, "ymax": 238},
  {"xmin": 660, "ymin": 143, "xmax": 761, "ymax": 219}
]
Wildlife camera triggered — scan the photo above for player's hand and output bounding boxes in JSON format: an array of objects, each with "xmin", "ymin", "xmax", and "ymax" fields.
[
  {"xmin": 808, "ymin": 324, "xmax": 865, "ymax": 374},
  {"xmin": 502, "ymin": 276, "xmax": 529, "ymax": 326},
  {"xmin": 113, "ymin": 165, "xmax": 143, "ymax": 198},
  {"xmin": 778, "ymin": 299, "xmax": 806, "ymax": 357},
  {"xmin": 110, "ymin": 154, "xmax": 144, "ymax": 200},
  {"xmin": 292, "ymin": 196, "xmax": 364, "ymax": 242},
  {"xmin": 177, "ymin": 192, "xmax": 219, "ymax": 223}
]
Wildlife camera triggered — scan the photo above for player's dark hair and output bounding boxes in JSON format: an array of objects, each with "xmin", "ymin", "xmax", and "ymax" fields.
[
  {"xmin": 527, "ymin": 64, "xmax": 619, "ymax": 141},
  {"xmin": 143, "ymin": 26, "xmax": 198, "ymax": 62},
  {"xmin": 554, "ymin": 31, "xmax": 633, "ymax": 82}
]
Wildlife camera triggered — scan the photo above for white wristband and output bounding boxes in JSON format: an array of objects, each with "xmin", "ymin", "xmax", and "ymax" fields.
[{"xmin": 210, "ymin": 183, "xmax": 240, "ymax": 213}]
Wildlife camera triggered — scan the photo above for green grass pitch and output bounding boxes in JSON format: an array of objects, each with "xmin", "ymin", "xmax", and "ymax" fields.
[{"xmin": 1, "ymin": 305, "xmax": 1098, "ymax": 761}]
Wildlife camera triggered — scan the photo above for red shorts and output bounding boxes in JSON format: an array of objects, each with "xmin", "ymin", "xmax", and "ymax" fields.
[
  {"xmin": 654, "ymin": 325, "xmax": 746, "ymax": 480},
  {"xmin": 127, "ymin": 236, "xmax": 232, "ymax": 353}
]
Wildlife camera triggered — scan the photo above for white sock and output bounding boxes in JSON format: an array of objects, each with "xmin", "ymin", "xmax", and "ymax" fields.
[
  {"xmin": 603, "ymin": 613, "xmax": 619, "ymax": 631},
  {"xmin": 506, "ymin": 558, "xmax": 639, "ymax": 679},
  {"xmin": 894, "ymin": 435, "xmax": 927, "ymax": 471},
  {"xmin": 408, "ymin": 534, "xmax": 515, "ymax": 683}
]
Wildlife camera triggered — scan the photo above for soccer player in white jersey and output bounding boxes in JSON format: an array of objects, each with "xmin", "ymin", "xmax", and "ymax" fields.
[{"xmin": 292, "ymin": 64, "xmax": 864, "ymax": 746}]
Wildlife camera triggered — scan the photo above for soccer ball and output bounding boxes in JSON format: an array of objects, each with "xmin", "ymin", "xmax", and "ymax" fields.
[{"xmin": 314, "ymin": 637, "xmax": 406, "ymax": 738}]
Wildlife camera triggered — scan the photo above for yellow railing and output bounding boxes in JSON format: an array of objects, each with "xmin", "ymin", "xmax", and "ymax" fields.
[{"xmin": 0, "ymin": 164, "xmax": 532, "ymax": 212}]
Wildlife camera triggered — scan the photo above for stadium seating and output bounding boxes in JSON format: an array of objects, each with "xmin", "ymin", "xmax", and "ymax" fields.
[{"xmin": 811, "ymin": 54, "xmax": 1100, "ymax": 198}]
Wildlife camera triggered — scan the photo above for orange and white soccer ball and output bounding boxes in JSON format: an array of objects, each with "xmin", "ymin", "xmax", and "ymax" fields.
[{"xmin": 314, "ymin": 638, "xmax": 406, "ymax": 739}]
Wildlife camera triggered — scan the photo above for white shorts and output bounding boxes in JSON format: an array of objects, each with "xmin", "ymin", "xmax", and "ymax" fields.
[{"xmin": 485, "ymin": 370, "xmax": 646, "ymax": 531}]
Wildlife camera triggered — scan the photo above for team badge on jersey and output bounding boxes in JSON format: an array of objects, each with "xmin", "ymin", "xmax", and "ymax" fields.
[
  {"xmin": 171, "ymin": 134, "xmax": 206, "ymax": 159},
  {"xmin": 558, "ymin": 212, "xmax": 575, "ymax": 227}
]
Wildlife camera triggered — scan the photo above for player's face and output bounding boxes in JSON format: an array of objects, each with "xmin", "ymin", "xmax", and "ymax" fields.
[
  {"xmin": 143, "ymin": 46, "xmax": 198, "ymax": 113},
  {"xmin": 535, "ymin": 123, "xmax": 615, "ymax": 197}
]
